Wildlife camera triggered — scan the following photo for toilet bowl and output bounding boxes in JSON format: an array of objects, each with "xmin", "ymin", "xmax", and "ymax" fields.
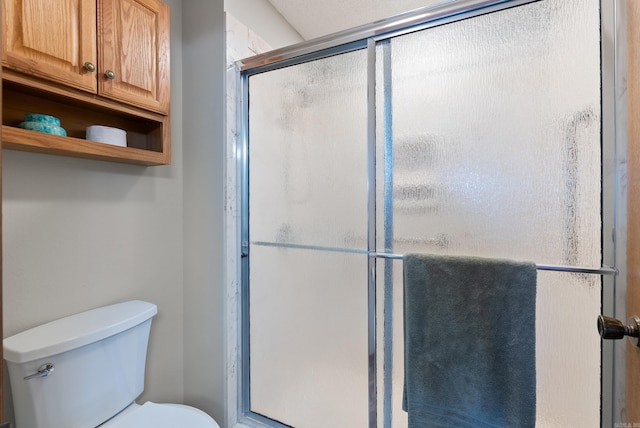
[{"xmin": 3, "ymin": 300, "xmax": 220, "ymax": 428}]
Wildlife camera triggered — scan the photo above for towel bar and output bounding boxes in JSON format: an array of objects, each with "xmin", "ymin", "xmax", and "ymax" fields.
[{"xmin": 369, "ymin": 252, "xmax": 618, "ymax": 276}]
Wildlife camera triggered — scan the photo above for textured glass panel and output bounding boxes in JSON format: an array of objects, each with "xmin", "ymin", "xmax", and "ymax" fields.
[
  {"xmin": 378, "ymin": 0, "xmax": 601, "ymax": 265},
  {"xmin": 249, "ymin": 246, "xmax": 369, "ymax": 427},
  {"xmin": 376, "ymin": 0, "xmax": 601, "ymax": 426},
  {"xmin": 376, "ymin": 263, "xmax": 601, "ymax": 428},
  {"xmin": 248, "ymin": 50, "xmax": 368, "ymax": 250}
]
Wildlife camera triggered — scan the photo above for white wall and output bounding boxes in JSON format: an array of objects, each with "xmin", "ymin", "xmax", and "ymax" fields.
[
  {"xmin": 182, "ymin": 0, "xmax": 227, "ymax": 424},
  {"xmin": 2, "ymin": 0, "xmax": 186, "ymax": 421},
  {"xmin": 224, "ymin": 0, "xmax": 303, "ymax": 49}
]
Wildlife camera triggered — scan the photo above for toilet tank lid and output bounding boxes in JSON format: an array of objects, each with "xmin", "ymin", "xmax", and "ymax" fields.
[{"xmin": 3, "ymin": 300, "xmax": 158, "ymax": 363}]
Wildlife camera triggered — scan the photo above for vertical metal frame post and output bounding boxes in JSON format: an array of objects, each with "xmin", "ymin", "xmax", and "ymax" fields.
[
  {"xmin": 601, "ymin": 0, "xmax": 628, "ymax": 425},
  {"xmin": 239, "ymin": 72, "xmax": 252, "ymax": 419},
  {"xmin": 366, "ymin": 37, "xmax": 378, "ymax": 428}
]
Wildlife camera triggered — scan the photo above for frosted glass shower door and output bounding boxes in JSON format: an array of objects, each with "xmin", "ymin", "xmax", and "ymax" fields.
[
  {"xmin": 375, "ymin": 0, "xmax": 602, "ymax": 426},
  {"xmin": 247, "ymin": 50, "xmax": 369, "ymax": 428},
  {"xmin": 244, "ymin": 0, "xmax": 604, "ymax": 426}
]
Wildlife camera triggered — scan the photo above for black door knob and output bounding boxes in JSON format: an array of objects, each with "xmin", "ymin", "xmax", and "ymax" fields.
[{"xmin": 597, "ymin": 315, "xmax": 640, "ymax": 347}]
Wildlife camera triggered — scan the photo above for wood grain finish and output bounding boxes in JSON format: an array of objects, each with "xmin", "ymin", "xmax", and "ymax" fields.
[
  {"xmin": 2, "ymin": 79, "xmax": 169, "ymax": 165},
  {"xmin": 3, "ymin": 126, "xmax": 167, "ymax": 165},
  {"xmin": 99, "ymin": 0, "xmax": 170, "ymax": 114},
  {"xmin": 1, "ymin": 0, "xmax": 171, "ymax": 165},
  {"xmin": 628, "ymin": 0, "xmax": 640, "ymax": 423},
  {"xmin": 2, "ymin": 0, "xmax": 97, "ymax": 92}
]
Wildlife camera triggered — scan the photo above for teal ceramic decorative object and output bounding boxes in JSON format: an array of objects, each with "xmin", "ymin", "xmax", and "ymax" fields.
[{"xmin": 19, "ymin": 114, "xmax": 67, "ymax": 136}]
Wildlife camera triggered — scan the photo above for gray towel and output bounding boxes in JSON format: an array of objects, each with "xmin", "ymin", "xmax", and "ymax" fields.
[{"xmin": 403, "ymin": 254, "xmax": 536, "ymax": 428}]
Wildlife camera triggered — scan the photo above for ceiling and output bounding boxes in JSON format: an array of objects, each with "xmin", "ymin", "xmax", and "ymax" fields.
[{"xmin": 266, "ymin": 0, "xmax": 447, "ymax": 40}]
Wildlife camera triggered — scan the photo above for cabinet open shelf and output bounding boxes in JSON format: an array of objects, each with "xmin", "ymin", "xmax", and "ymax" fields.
[
  {"xmin": 1, "ymin": 74, "xmax": 170, "ymax": 166},
  {"xmin": 2, "ymin": 126, "xmax": 167, "ymax": 166}
]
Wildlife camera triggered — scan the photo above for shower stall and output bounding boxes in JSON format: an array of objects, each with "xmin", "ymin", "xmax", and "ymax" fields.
[{"xmin": 231, "ymin": 0, "xmax": 624, "ymax": 426}]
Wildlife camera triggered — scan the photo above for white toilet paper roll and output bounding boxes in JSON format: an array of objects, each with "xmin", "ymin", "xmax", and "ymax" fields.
[{"xmin": 86, "ymin": 125, "xmax": 127, "ymax": 147}]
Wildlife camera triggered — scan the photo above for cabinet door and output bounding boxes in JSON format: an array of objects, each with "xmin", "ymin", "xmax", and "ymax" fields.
[
  {"xmin": 2, "ymin": 0, "xmax": 97, "ymax": 93},
  {"xmin": 99, "ymin": 0, "xmax": 169, "ymax": 114}
]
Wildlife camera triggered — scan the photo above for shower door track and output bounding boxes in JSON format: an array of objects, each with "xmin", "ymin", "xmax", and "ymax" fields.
[{"xmin": 237, "ymin": 0, "xmax": 539, "ymax": 74}]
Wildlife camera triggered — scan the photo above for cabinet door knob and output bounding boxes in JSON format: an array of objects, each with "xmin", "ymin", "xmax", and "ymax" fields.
[
  {"xmin": 105, "ymin": 70, "xmax": 116, "ymax": 80},
  {"xmin": 84, "ymin": 62, "xmax": 96, "ymax": 73}
]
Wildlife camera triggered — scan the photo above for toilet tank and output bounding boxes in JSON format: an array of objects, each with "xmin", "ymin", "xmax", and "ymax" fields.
[{"xmin": 3, "ymin": 300, "xmax": 158, "ymax": 428}]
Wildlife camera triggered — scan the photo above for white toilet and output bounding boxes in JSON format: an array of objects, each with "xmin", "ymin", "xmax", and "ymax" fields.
[{"xmin": 3, "ymin": 300, "xmax": 221, "ymax": 428}]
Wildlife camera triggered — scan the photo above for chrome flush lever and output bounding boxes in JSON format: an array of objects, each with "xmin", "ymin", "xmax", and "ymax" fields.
[
  {"xmin": 24, "ymin": 363, "xmax": 55, "ymax": 380},
  {"xmin": 597, "ymin": 315, "xmax": 640, "ymax": 347}
]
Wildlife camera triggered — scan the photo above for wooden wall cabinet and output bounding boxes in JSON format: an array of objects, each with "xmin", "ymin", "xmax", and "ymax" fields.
[{"xmin": 1, "ymin": 0, "xmax": 170, "ymax": 166}]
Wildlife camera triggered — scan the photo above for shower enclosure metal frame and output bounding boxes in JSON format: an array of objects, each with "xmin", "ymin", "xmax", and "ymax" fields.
[{"xmin": 232, "ymin": 0, "xmax": 625, "ymax": 426}]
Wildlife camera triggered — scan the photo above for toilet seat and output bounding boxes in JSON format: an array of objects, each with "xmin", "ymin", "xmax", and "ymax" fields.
[{"xmin": 100, "ymin": 401, "xmax": 220, "ymax": 428}]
